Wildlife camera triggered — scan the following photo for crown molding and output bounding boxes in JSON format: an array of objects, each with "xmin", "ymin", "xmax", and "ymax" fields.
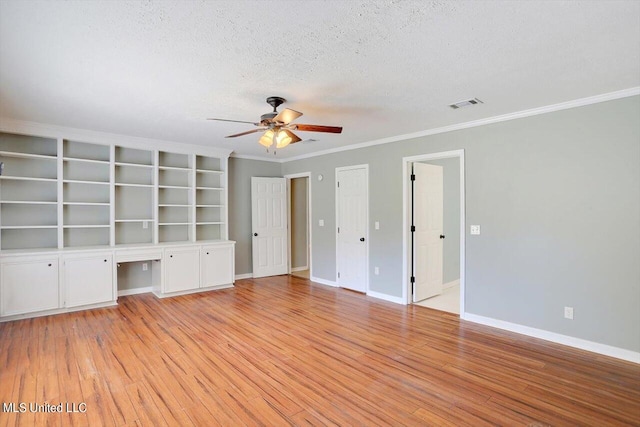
[
  {"xmin": 230, "ymin": 153, "xmax": 282, "ymax": 163},
  {"xmin": 0, "ymin": 117, "xmax": 233, "ymax": 158},
  {"xmin": 281, "ymin": 86, "xmax": 640, "ymax": 163}
]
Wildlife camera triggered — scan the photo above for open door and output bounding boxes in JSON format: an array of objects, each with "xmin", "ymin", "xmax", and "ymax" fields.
[
  {"xmin": 412, "ymin": 162, "xmax": 444, "ymax": 302},
  {"xmin": 251, "ymin": 177, "xmax": 288, "ymax": 278}
]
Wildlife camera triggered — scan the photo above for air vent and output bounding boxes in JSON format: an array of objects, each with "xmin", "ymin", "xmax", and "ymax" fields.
[{"xmin": 449, "ymin": 98, "xmax": 483, "ymax": 109}]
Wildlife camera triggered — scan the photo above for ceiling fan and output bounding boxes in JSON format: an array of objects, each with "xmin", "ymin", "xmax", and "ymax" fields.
[{"xmin": 207, "ymin": 96, "xmax": 342, "ymax": 152}]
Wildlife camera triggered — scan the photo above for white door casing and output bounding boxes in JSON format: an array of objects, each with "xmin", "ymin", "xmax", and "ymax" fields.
[
  {"xmin": 413, "ymin": 162, "xmax": 444, "ymax": 302},
  {"xmin": 252, "ymin": 177, "xmax": 288, "ymax": 278},
  {"xmin": 336, "ymin": 165, "xmax": 368, "ymax": 292}
]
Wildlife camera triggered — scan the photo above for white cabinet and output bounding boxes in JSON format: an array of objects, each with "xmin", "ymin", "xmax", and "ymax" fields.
[
  {"xmin": 0, "ymin": 257, "xmax": 59, "ymax": 316},
  {"xmin": 63, "ymin": 253, "xmax": 114, "ymax": 307},
  {"xmin": 164, "ymin": 247, "xmax": 200, "ymax": 293},
  {"xmin": 201, "ymin": 244, "xmax": 234, "ymax": 288}
]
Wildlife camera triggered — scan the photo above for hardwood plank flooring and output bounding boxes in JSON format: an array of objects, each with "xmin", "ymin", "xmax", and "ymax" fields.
[{"xmin": 1, "ymin": 275, "xmax": 639, "ymax": 426}]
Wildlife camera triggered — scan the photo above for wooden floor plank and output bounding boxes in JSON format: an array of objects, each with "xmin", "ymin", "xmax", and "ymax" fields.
[{"xmin": 1, "ymin": 275, "xmax": 638, "ymax": 426}]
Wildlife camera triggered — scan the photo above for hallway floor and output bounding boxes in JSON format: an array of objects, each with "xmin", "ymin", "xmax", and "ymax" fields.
[{"xmin": 414, "ymin": 284, "xmax": 460, "ymax": 315}]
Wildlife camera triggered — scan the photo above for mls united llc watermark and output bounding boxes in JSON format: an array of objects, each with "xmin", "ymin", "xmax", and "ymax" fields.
[{"xmin": 3, "ymin": 402, "xmax": 87, "ymax": 413}]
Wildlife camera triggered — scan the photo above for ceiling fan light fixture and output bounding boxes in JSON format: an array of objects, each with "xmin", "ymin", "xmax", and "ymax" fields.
[
  {"xmin": 259, "ymin": 129, "xmax": 275, "ymax": 148},
  {"xmin": 275, "ymin": 130, "xmax": 292, "ymax": 148}
]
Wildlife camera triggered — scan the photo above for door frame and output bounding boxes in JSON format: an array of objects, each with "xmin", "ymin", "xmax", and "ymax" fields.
[
  {"xmin": 402, "ymin": 150, "xmax": 465, "ymax": 314},
  {"xmin": 335, "ymin": 164, "xmax": 369, "ymax": 292},
  {"xmin": 284, "ymin": 172, "xmax": 312, "ymax": 277}
]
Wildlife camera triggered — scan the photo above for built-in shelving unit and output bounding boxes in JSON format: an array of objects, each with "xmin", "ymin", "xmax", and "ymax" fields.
[
  {"xmin": 114, "ymin": 146, "xmax": 155, "ymax": 245},
  {"xmin": 158, "ymin": 151, "xmax": 192, "ymax": 243},
  {"xmin": 62, "ymin": 140, "xmax": 111, "ymax": 247},
  {"xmin": 0, "ymin": 131, "xmax": 229, "ymax": 251},
  {"xmin": 0, "ymin": 133, "xmax": 59, "ymax": 250},
  {"xmin": 195, "ymin": 155, "xmax": 226, "ymax": 241}
]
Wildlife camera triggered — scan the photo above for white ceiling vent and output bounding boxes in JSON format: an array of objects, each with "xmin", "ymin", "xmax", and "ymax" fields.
[{"xmin": 449, "ymin": 98, "xmax": 484, "ymax": 109}]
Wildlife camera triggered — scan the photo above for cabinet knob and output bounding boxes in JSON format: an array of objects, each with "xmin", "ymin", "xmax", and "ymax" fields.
[
  {"xmin": 206, "ymin": 252, "xmax": 209, "ymax": 255},
  {"xmin": 254, "ymin": 233, "xmax": 258, "ymax": 237},
  {"xmin": 48, "ymin": 263, "xmax": 52, "ymax": 267},
  {"xmin": 360, "ymin": 237, "xmax": 365, "ymax": 242},
  {"xmin": 104, "ymin": 259, "xmax": 107, "ymax": 262},
  {"xmin": 170, "ymin": 255, "xmax": 173, "ymax": 258}
]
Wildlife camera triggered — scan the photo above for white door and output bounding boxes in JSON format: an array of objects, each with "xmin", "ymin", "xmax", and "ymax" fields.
[
  {"xmin": 336, "ymin": 166, "xmax": 368, "ymax": 292},
  {"xmin": 64, "ymin": 254, "xmax": 113, "ymax": 307},
  {"xmin": 164, "ymin": 248, "xmax": 200, "ymax": 293},
  {"xmin": 1, "ymin": 258, "xmax": 59, "ymax": 316},
  {"xmin": 252, "ymin": 177, "xmax": 288, "ymax": 278},
  {"xmin": 413, "ymin": 163, "xmax": 444, "ymax": 302},
  {"xmin": 201, "ymin": 244, "xmax": 234, "ymax": 287}
]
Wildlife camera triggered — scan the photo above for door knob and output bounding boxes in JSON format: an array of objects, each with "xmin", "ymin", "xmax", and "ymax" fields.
[
  {"xmin": 360, "ymin": 237, "xmax": 365, "ymax": 242},
  {"xmin": 440, "ymin": 235, "xmax": 445, "ymax": 239},
  {"xmin": 254, "ymin": 233, "xmax": 258, "ymax": 237}
]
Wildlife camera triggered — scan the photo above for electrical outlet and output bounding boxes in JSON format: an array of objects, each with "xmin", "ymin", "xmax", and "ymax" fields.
[
  {"xmin": 375, "ymin": 221, "xmax": 380, "ymax": 230},
  {"xmin": 374, "ymin": 267, "xmax": 379, "ymax": 275},
  {"xmin": 143, "ymin": 221, "xmax": 148, "ymax": 229},
  {"xmin": 319, "ymin": 219, "xmax": 324, "ymax": 227},
  {"xmin": 142, "ymin": 263, "xmax": 148, "ymax": 271},
  {"xmin": 564, "ymin": 306, "xmax": 574, "ymax": 320},
  {"xmin": 470, "ymin": 225, "xmax": 481, "ymax": 235}
]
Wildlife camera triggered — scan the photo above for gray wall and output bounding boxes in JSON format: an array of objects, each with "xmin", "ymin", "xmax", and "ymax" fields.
[
  {"xmin": 228, "ymin": 157, "xmax": 282, "ymax": 275},
  {"xmin": 420, "ymin": 157, "xmax": 460, "ymax": 284},
  {"xmin": 276, "ymin": 96, "xmax": 640, "ymax": 352},
  {"xmin": 291, "ymin": 177, "xmax": 308, "ymax": 269}
]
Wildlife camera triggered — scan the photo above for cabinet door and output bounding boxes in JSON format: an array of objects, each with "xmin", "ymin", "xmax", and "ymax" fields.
[
  {"xmin": 164, "ymin": 248, "xmax": 200, "ymax": 293},
  {"xmin": 1, "ymin": 258, "xmax": 59, "ymax": 316},
  {"xmin": 64, "ymin": 254, "xmax": 114, "ymax": 308},
  {"xmin": 201, "ymin": 245, "xmax": 234, "ymax": 288}
]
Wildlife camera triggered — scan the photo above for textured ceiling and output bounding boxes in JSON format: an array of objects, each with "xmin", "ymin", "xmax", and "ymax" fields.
[{"xmin": 1, "ymin": 0, "xmax": 639, "ymax": 159}]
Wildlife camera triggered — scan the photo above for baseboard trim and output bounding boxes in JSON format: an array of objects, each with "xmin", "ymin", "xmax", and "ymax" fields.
[
  {"xmin": 443, "ymin": 279, "xmax": 460, "ymax": 290},
  {"xmin": 462, "ymin": 312, "xmax": 640, "ymax": 364},
  {"xmin": 234, "ymin": 273, "xmax": 253, "ymax": 280},
  {"xmin": 310, "ymin": 276, "xmax": 338, "ymax": 287},
  {"xmin": 290, "ymin": 266, "xmax": 309, "ymax": 272},
  {"xmin": 367, "ymin": 290, "xmax": 405, "ymax": 304},
  {"xmin": 118, "ymin": 287, "xmax": 153, "ymax": 297}
]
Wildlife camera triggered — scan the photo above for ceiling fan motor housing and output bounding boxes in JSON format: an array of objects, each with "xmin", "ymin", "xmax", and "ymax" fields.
[{"xmin": 261, "ymin": 96, "xmax": 286, "ymax": 125}]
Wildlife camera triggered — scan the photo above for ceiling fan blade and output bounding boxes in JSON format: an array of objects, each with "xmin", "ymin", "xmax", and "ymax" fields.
[
  {"xmin": 273, "ymin": 108, "xmax": 303, "ymax": 125},
  {"xmin": 294, "ymin": 124, "xmax": 343, "ymax": 134},
  {"xmin": 225, "ymin": 128, "xmax": 264, "ymax": 138},
  {"xmin": 208, "ymin": 118, "xmax": 259, "ymax": 125},
  {"xmin": 281, "ymin": 129, "xmax": 302, "ymax": 143}
]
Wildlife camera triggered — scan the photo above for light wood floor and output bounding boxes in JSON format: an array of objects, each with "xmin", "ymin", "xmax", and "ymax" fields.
[{"xmin": 1, "ymin": 275, "xmax": 639, "ymax": 426}]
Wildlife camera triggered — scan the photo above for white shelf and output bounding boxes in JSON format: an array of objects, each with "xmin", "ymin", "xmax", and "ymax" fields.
[
  {"xmin": 196, "ymin": 222, "xmax": 224, "ymax": 225},
  {"xmin": 63, "ymin": 156, "xmax": 109, "ymax": 165},
  {"xmin": 63, "ymin": 202, "xmax": 110, "ymax": 206},
  {"xmin": 158, "ymin": 185, "xmax": 190, "ymax": 189},
  {"xmin": 0, "ymin": 151, "xmax": 56, "ymax": 160},
  {"xmin": 196, "ymin": 169, "xmax": 224, "ymax": 174},
  {"xmin": 196, "ymin": 187, "xmax": 223, "ymax": 191},
  {"xmin": 1, "ymin": 200, "xmax": 57, "ymax": 205},
  {"xmin": 115, "ymin": 219, "xmax": 154, "ymax": 223},
  {"xmin": 159, "ymin": 204, "xmax": 191, "ymax": 207},
  {"xmin": 159, "ymin": 165, "xmax": 191, "ymax": 171},
  {"xmin": 63, "ymin": 179, "xmax": 110, "ymax": 185},
  {"xmin": 196, "ymin": 204, "xmax": 223, "ymax": 208},
  {"xmin": 115, "ymin": 183, "xmax": 153, "ymax": 188},
  {"xmin": 159, "ymin": 222, "xmax": 191, "ymax": 226},
  {"xmin": 115, "ymin": 161, "xmax": 153, "ymax": 169},
  {"xmin": 63, "ymin": 224, "xmax": 110, "ymax": 229},
  {"xmin": 1, "ymin": 225, "xmax": 57, "ymax": 230},
  {"xmin": 0, "ymin": 176, "xmax": 57, "ymax": 183}
]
